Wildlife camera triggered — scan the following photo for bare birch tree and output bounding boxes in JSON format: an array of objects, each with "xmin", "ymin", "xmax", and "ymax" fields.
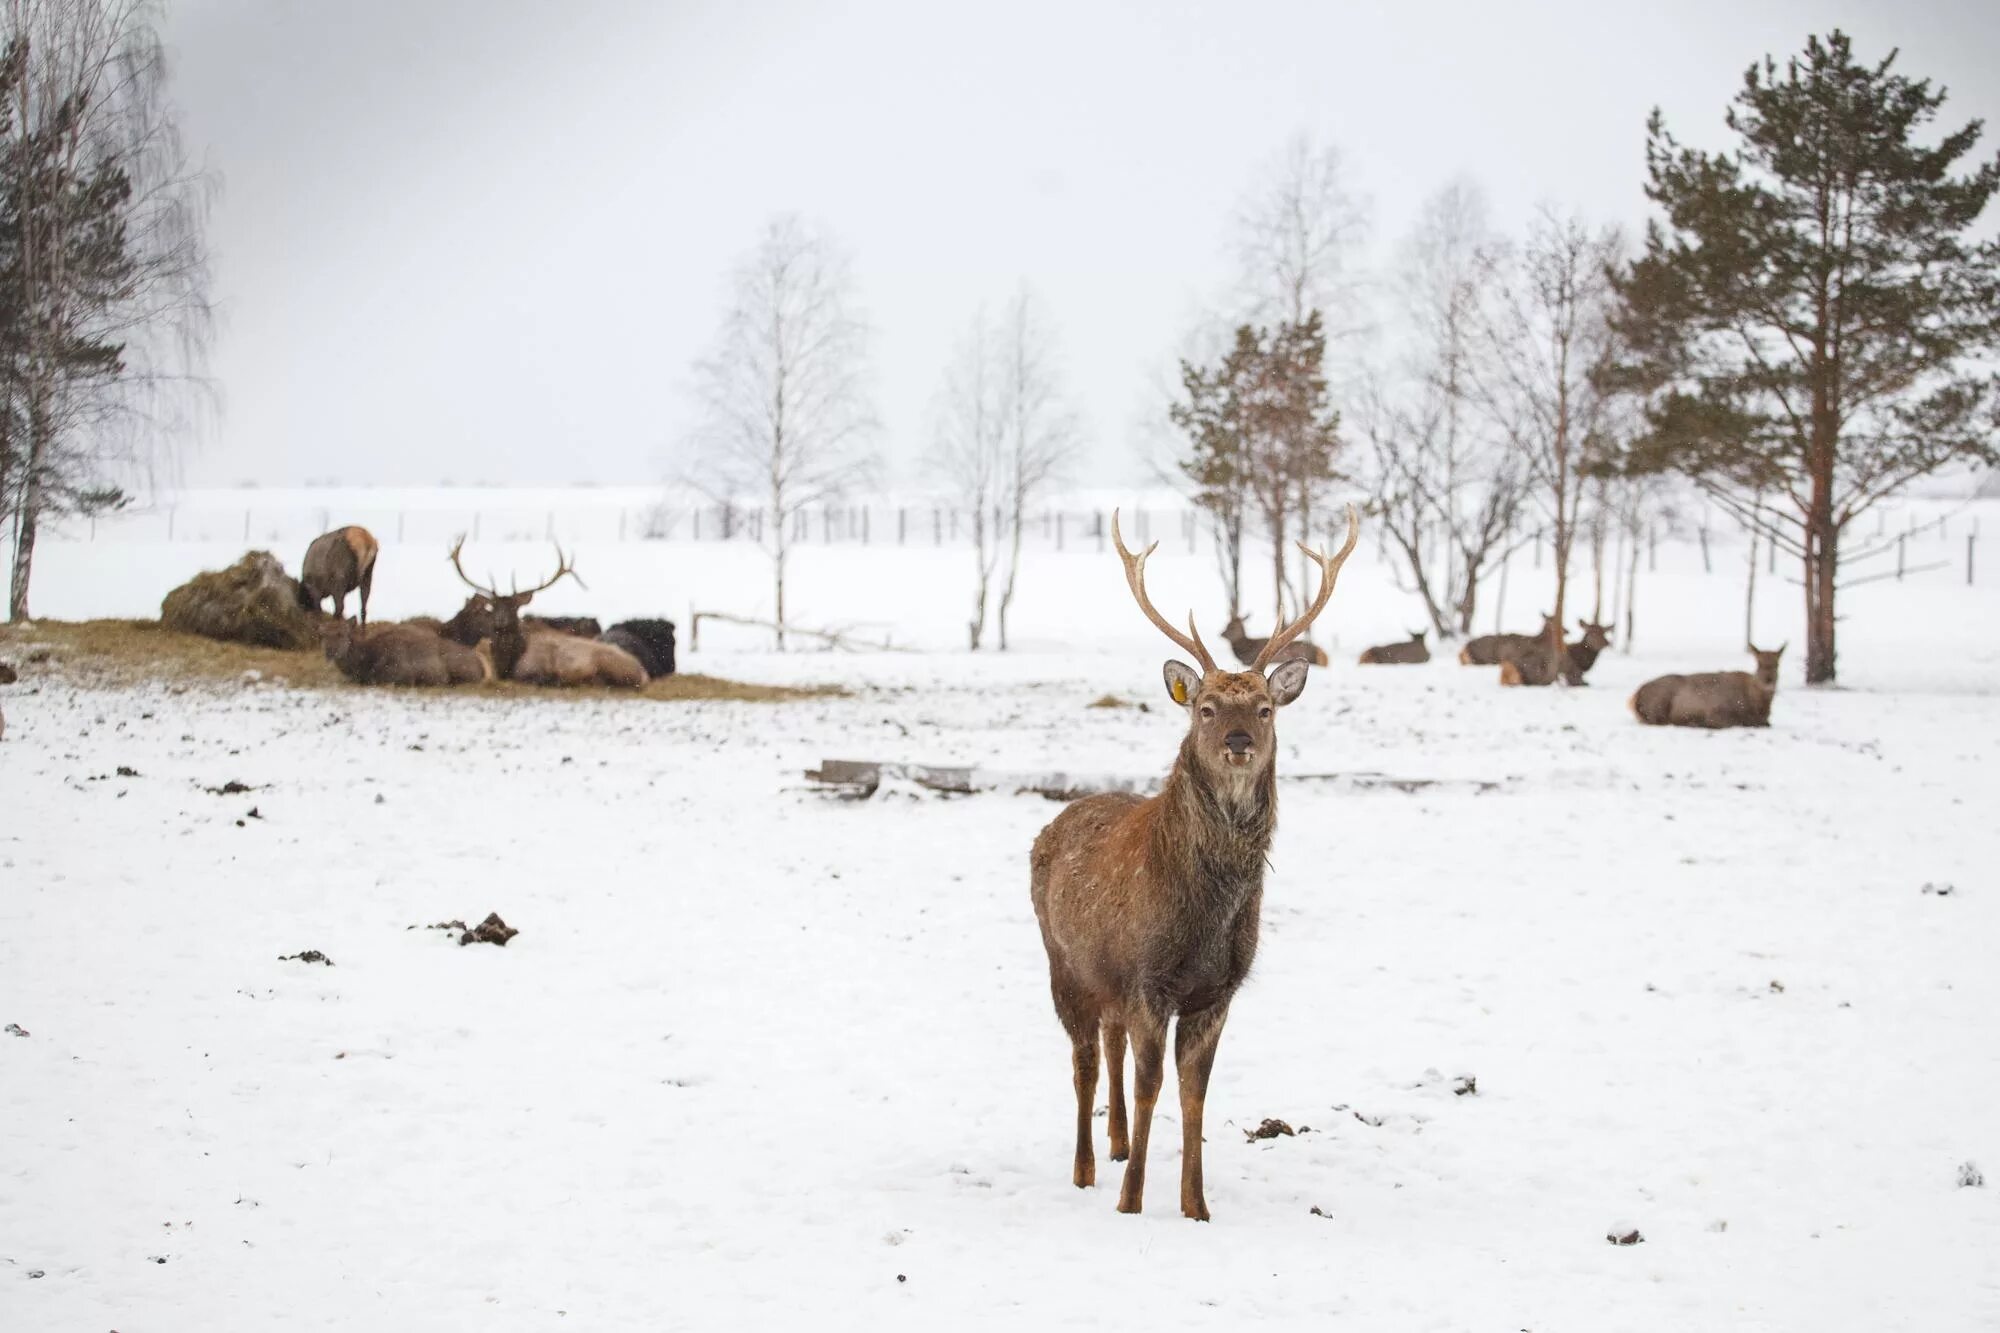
[
  {"xmin": 1472, "ymin": 209, "xmax": 1624, "ymax": 682},
  {"xmin": 690, "ymin": 214, "xmax": 876, "ymax": 650},
  {"xmin": 993, "ymin": 285, "xmax": 1075, "ymax": 651},
  {"xmin": 929, "ymin": 306, "xmax": 1004, "ymax": 648},
  {"xmin": 3, "ymin": 0, "xmax": 213, "ymax": 620}
]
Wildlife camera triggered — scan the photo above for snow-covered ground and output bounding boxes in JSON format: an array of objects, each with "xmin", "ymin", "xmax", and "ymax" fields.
[{"xmin": 3, "ymin": 510, "xmax": 1998, "ymax": 1330}]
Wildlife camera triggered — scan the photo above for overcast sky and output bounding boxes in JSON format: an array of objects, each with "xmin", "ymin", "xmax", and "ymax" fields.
[{"xmin": 163, "ymin": 0, "xmax": 2000, "ymax": 490}]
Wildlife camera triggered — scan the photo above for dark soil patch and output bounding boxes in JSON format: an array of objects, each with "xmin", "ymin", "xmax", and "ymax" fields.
[
  {"xmin": 459, "ymin": 913, "xmax": 518, "ymax": 947},
  {"xmin": 1245, "ymin": 1118, "xmax": 1297, "ymax": 1141},
  {"xmin": 279, "ymin": 950, "xmax": 333, "ymax": 966}
]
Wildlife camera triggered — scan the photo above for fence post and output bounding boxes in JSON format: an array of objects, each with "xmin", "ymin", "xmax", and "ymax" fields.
[
  {"xmin": 1768, "ymin": 533, "xmax": 1776, "ymax": 573},
  {"xmin": 1968, "ymin": 533, "xmax": 1976, "ymax": 585},
  {"xmin": 1648, "ymin": 526, "xmax": 1655, "ymax": 572},
  {"xmin": 1533, "ymin": 527, "xmax": 1542, "ymax": 570},
  {"xmin": 1897, "ymin": 534, "xmax": 1906, "ymax": 580},
  {"xmin": 1698, "ymin": 527, "xmax": 1711, "ymax": 573},
  {"xmin": 1096, "ymin": 511, "xmax": 1106, "ymax": 551}
]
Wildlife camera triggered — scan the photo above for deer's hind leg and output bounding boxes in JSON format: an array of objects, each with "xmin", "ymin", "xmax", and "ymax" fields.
[
  {"xmin": 1050, "ymin": 974, "xmax": 1100, "ymax": 1189},
  {"xmin": 1102, "ymin": 1017, "xmax": 1130, "ymax": 1161},
  {"xmin": 1115, "ymin": 1006, "xmax": 1169, "ymax": 1214}
]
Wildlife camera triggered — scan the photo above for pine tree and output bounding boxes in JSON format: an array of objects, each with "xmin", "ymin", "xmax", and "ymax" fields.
[{"xmin": 1609, "ymin": 31, "xmax": 2000, "ymax": 684}]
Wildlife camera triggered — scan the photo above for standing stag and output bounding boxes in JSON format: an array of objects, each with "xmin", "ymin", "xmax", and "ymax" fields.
[
  {"xmin": 1220, "ymin": 611, "xmax": 1329, "ymax": 667},
  {"xmin": 1030, "ymin": 504, "xmax": 1359, "ymax": 1220},
  {"xmin": 299, "ymin": 526, "xmax": 380, "ymax": 628},
  {"xmin": 1358, "ymin": 630, "xmax": 1430, "ymax": 665},
  {"xmin": 447, "ymin": 540, "xmax": 647, "ymax": 688},
  {"xmin": 1630, "ymin": 644, "xmax": 1786, "ymax": 728}
]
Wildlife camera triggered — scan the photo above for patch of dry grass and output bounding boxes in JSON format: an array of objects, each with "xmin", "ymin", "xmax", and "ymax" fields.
[{"xmin": 0, "ymin": 620, "xmax": 839, "ymax": 704}]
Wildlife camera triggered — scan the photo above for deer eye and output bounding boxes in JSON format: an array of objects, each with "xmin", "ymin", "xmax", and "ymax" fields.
[
  {"xmin": 1258, "ymin": 706, "xmax": 1273, "ymax": 720},
  {"xmin": 1198, "ymin": 705, "xmax": 1216, "ymax": 720}
]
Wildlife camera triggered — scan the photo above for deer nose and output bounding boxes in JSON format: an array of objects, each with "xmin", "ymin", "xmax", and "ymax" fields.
[{"xmin": 1224, "ymin": 730, "xmax": 1253, "ymax": 755}]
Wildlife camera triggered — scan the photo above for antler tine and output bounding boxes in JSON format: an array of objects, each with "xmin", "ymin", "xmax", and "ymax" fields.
[
  {"xmin": 448, "ymin": 534, "xmax": 497, "ymax": 596},
  {"xmin": 517, "ymin": 539, "xmax": 587, "ymax": 597},
  {"xmin": 1112, "ymin": 508, "xmax": 1215, "ymax": 672},
  {"xmin": 1252, "ymin": 503, "xmax": 1361, "ymax": 672}
]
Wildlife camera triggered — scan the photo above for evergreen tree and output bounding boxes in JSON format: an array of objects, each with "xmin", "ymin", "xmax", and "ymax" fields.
[{"xmin": 1609, "ymin": 31, "xmax": 2000, "ymax": 684}]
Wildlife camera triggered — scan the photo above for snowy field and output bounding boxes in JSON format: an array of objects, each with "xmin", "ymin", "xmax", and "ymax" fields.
[{"xmin": 3, "ymin": 499, "xmax": 1999, "ymax": 1330}]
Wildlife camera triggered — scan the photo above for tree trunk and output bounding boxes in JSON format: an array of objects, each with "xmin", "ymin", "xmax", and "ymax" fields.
[
  {"xmin": 772, "ymin": 512, "xmax": 788, "ymax": 652},
  {"xmin": 1456, "ymin": 562, "xmax": 1479, "ymax": 636},
  {"xmin": 967, "ymin": 509, "xmax": 990, "ymax": 649},
  {"xmin": 1803, "ymin": 463, "xmax": 1837, "ymax": 683},
  {"xmin": 1622, "ymin": 531, "xmax": 1640, "ymax": 650},
  {"xmin": 997, "ymin": 498, "xmax": 1025, "ymax": 651},
  {"xmin": 10, "ymin": 471, "xmax": 41, "ymax": 623}
]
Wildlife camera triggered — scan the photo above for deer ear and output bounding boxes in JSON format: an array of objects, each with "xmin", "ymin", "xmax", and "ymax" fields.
[
  {"xmin": 1162, "ymin": 660, "xmax": 1202, "ymax": 708},
  {"xmin": 1266, "ymin": 657, "xmax": 1310, "ymax": 706}
]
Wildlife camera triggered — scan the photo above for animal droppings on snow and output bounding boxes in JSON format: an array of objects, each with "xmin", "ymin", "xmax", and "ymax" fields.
[
  {"xmin": 459, "ymin": 913, "xmax": 518, "ymax": 947},
  {"xmin": 374, "ymin": 793, "xmax": 385, "ymax": 804},
  {"xmin": 1921, "ymin": 882, "xmax": 1956, "ymax": 896},
  {"xmin": 1452, "ymin": 1074, "xmax": 1478, "ymax": 1096},
  {"xmin": 1606, "ymin": 1226, "xmax": 1644, "ymax": 1246},
  {"xmin": 205, "ymin": 780, "xmax": 254, "ymax": 796},
  {"xmin": 1246, "ymin": 1118, "xmax": 1296, "ymax": 1141},
  {"xmin": 1768, "ymin": 979, "xmax": 1785, "ymax": 994},
  {"xmin": 278, "ymin": 950, "xmax": 333, "ymax": 966},
  {"xmin": 116, "ymin": 765, "xmax": 139, "ymax": 777},
  {"xmin": 4, "ymin": 1023, "xmax": 28, "ymax": 1037},
  {"xmin": 411, "ymin": 919, "xmax": 467, "ymax": 933},
  {"xmin": 1958, "ymin": 1161, "xmax": 1984, "ymax": 1188}
]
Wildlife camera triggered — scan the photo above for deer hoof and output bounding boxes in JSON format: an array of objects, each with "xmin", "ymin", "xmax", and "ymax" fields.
[
  {"xmin": 1073, "ymin": 1160, "xmax": 1095, "ymax": 1188},
  {"xmin": 1183, "ymin": 1201, "xmax": 1211, "ymax": 1222}
]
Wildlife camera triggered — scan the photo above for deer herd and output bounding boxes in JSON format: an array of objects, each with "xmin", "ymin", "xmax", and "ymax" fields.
[{"xmin": 297, "ymin": 524, "xmax": 675, "ymax": 691}]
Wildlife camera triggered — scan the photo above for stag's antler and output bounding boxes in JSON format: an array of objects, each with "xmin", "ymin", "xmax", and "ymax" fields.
[
  {"xmin": 1112, "ymin": 509, "xmax": 1216, "ymax": 673},
  {"xmin": 449, "ymin": 536, "xmax": 587, "ymax": 597},
  {"xmin": 1251, "ymin": 504, "xmax": 1361, "ymax": 672}
]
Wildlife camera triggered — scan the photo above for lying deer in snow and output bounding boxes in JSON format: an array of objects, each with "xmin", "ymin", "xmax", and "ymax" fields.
[
  {"xmin": 1459, "ymin": 614, "xmax": 1560, "ymax": 666},
  {"xmin": 1220, "ymin": 611, "xmax": 1329, "ymax": 667},
  {"xmin": 322, "ymin": 619, "xmax": 490, "ymax": 687},
  {"xmin": 1031, "ymin": 505, "xmax": 1359, "ymax": 1220},
  {"xmin": 1358, "ymin": 630, "xmax": 1429, "ymax": 664},
  {"xmin": 1497, "ymin": 619, "xmax": 1612, "ymax": 687},
  {"xmin": 1630, "ymin": 644, "xmax": 1786, "ymax": 728},
  {"xmin": 446, "ymin": 539, "xmax": 647, "ymax": 689}
]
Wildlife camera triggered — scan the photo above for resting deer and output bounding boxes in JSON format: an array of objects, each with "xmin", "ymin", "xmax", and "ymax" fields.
[
  {"xmin": 1220, "ymin": 611, "xmax": 1329, "ymax": 667},
  {"xmin": 1030, "ymin": 504, "xmax": 1360, "ymax": 1220},
  {"xmin": 1496, "ymin": 620, "xmax": 1612, "ymax": 687},
  {"xmin": 322, "ymin": 619, "xmax": 489, "ymax": 686},
  {"xmin": 1358, "ymin": 630, "xmax": 1430, "ymax": 665},
  {"xmin": 447, "ymin": 539, "xmax": 647, "ymax": 689},
  {"xmin": 1459, "ymin": 615, "xmax": 1559, "ymax": 666},
  {"xmin": 1630, "ymin": 644, "xmax": 1786, "ymax": 728},
  {"xmin": 299, "ymin": 526, "xmax": 380, "ymax": 628}
]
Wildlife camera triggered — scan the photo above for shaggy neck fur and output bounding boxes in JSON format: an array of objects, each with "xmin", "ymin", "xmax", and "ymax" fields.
[{"xmin": 1151, "ymin": 733, "xmax": 1277, "ymax": 907}]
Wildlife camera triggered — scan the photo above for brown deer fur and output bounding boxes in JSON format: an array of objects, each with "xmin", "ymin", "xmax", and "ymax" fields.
[
  {"xmin": 322, "ymin": 619, "xmax": 489, "ymax": 686},
  {"xmin": 444, "ymin": 540, "xmax": 646, "ymax": 689},
  {"xmin": 300, "ymin": 526, "xmax": 380, "ymax": 627},
  {"xmin": 1358, "ymin": 630, "xmax": 1430, "ymax": 664},
  {"xmin": 1496, "ymin": 621, "xmax": 1612, "ymax": 687},
  {"xmin": 1630, "ymin": 645, "xmax": 1786, "ymax": 728},
  {"xmin": 1030, "ymin": 506, "xmax": 1358, "ymax": 1221},
  {"xmin": 1459, "ymin": 615, "xmax": 1561, "ymax": 666},
  {"xmin": 1220, "ymin": 612, "xmax": 1328, "ymax": 667}
]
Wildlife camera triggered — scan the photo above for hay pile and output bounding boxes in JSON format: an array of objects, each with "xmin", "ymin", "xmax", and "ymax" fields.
[{"xmin": 160, "ymin": 551, "xmax": 318, "ymax": 650}]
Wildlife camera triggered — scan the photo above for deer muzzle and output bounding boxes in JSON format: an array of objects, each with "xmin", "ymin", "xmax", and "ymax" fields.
[{"xmin": 1223, "ymin": 730, "xmax": 1254, "ymax": 763}]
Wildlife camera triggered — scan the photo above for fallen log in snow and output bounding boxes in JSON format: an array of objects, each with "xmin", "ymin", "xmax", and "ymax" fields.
[{"xmin": 803, "ymin": 759, "xmax": 1509, "ymax": 801}]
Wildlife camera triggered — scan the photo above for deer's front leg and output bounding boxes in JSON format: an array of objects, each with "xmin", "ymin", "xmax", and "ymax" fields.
[
  {"xmin": 1174, "ymin": 1003, "xmax": 1230, "ymax": 1221},
  {"xmin": 1115, "ymin": 1010, "xmax": 1168, "ymax": 1214},
  {"xmin": 1102, "ymin": 1018, "xmax": 1130, "ymax": 1161}
]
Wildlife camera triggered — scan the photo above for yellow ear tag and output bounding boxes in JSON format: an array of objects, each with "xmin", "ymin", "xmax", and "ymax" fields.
[{"xmin": 1171, "ymin": 679, "xmax": 1188, "ymax": 704}]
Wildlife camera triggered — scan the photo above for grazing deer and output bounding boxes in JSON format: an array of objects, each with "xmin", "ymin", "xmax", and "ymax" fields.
[
  {"xmin": 299, "ymin": 526, "xmax": 380, "ymax": 628},
  {"xmin": 1030, "ymin": 504, "xmax": 1359, "ymax": 1220},
  {"xmin": 447, "ymin": 539, "xmax": 647, "ymax": 688},
  {"xmin": 322, "ymin": 619, "xmax": 490, "ymax": 686},
  {"xmin": 1220, "ymin": 611, "xmax": 1329, "ymax": 667},
  {"xmin": 1459, "ymin": 614, "xmax": 1560, "ymax": 666},
  {"xmin": 1358, "ymin": 630, "xmax": 1430, "ymax": 665},
  {"xmin": 1630, "ymin": 644, "xmax": 1786, "ymax": 728}
]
